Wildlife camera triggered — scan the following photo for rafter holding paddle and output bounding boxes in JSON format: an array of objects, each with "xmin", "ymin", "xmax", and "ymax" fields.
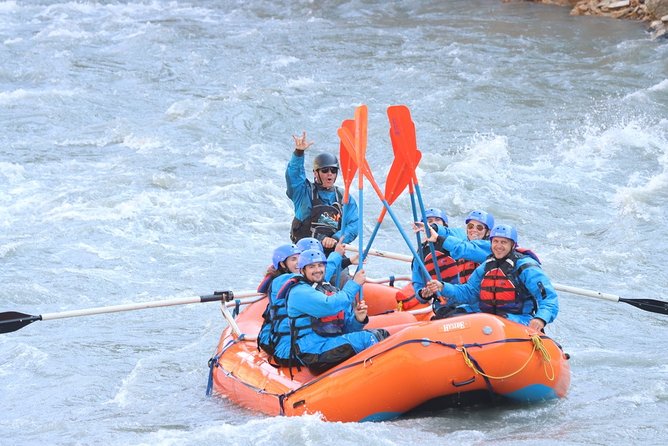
[{"xmin": 343, "ymin": 245, "xmax": 668, "ymax": 316}]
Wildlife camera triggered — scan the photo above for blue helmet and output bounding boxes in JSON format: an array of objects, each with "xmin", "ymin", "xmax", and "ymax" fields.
[
  {"xmin": 489, "ymin": 224, "xmax": 518, "ymax": 245},
  {"xmin": 298, "ymin": 249, "xmax": 327, "ymax": 269},
  {"xmin": 272, "ymin": 244, "xmax": 302, "ymax": 269},
  {"xmin": 466, "ymin": 210, "xmax": 495, "ymax": 230},
  {"xmin": 296, "ymin": 237, "xmax": 324, "ymax": 253},
  {"xmin": 424, "ymin": 207, "xmax": 448, "ymax": 226}
]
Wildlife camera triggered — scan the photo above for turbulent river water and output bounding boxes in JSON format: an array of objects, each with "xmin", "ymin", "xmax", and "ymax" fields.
[{"xmin": 1, "ymin": 1, "xmax": 667, "ymax": 445}]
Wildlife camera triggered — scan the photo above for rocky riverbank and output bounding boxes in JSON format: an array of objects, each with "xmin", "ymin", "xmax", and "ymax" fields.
[{"xmin": 514, "ymin": 0, "xmax": 668, "ymax": 39}]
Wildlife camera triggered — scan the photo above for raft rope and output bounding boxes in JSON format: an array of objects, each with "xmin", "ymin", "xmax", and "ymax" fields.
[{"xmin": 460, "ymin": 334, "xmax": 555, "ymax": 381}]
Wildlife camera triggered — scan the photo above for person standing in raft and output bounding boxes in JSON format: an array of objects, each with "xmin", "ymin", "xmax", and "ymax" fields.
[
  {"xmin": 278, "ymin": 249, "xmax": 389, "ymax": 374},
  {"xmin": 286, "ymin": 131, "xmax": 359, "ymax": 255},
  {"xmin": 425, "ymin": 224, "xmax": 559, "ymax": 331}
]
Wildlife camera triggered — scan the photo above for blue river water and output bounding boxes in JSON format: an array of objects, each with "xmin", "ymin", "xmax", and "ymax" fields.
[{"xmin": 1, "ymin": 1, "xmax": 667, "ymax": 445}]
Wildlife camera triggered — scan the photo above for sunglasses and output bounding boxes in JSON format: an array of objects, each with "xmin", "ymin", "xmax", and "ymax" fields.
[
  {"xmin": 319, "ymin": 167, "xmax": 338, "ymax": 174},
  {"xmin": 467, "ymin": 223, "xmax": 486, "ymax": 231}
]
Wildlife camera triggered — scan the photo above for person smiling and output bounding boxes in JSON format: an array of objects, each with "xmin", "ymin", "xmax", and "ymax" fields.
[
  {"xmin": 425, "ymin": 209, "xmax": 496, "ymax": 284},
  {"xmin": 412, "ymin": 209, "xmax": 492, "ymax": 319},
  {"xmin": 286, "ymin": 131, "xmax": 359, "ymax": 255},
  {"xmin": 279, "ymin": 249, "xmax": 388, "ymax": 374},
  {"xmin": 425, "ymin": 224, "xmax": 559, "ymax": 331}
]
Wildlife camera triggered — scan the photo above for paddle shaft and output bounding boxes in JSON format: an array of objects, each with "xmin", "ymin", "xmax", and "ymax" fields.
[
  {"xmin": 42, "ymin": 291, "xmax": 261, "ymax": 321},
  {"xmin": 0, "ymin": 291, "xmax": 263, "ymax": 334}
]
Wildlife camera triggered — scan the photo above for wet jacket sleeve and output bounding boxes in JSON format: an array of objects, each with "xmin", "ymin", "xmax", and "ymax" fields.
[
  {"xmin": 343, "ymin": 304, "xmax": 366, "ymax": 332},
  {"xmin": 436, "ymin": 225, "xmax": 467, "ymax": 240},
  {"xmin": 285, "ymin": 151, "xmax": 311, "ymax": 221},
  {"xmin": 333, "ymin": 196, "xmax": 359, "ymax": 243},
  {"xmin": 325, "ymin": 251, "xmax": 343, "ymax": 282},
  {"xmin": 440, "ymin": 264, "xmax": 484, "ymax": 305},
  {"xmin": 287, "ymin": 280, "xmax": 361, "ymax": 318},
  {"xmin": 411, "ymin": 257, "xmax": 430, "ymax": 303},
  {"xmin": 517, "ymin": 258, "xmax": 559, "ymax": 325},
  {"xmin": 442, "ymin": 236, "xmax": 491, "ymax": 263}
]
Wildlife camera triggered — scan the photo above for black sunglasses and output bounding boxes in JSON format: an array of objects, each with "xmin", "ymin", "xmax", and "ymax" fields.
[{"xmin": 319, "ymin": 167, "xmax": 338, "ymax": 174}]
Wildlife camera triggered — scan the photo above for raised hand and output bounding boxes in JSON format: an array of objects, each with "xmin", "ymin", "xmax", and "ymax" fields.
[{"xmin": 292, "ymin": 131, "xmax": 314, "ymax": 152}]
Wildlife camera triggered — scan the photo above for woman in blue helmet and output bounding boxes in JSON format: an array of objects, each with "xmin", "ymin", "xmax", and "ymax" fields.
[
  {"xmin": 256, "ymin": 243, "xmax": 302, "ymax": 358},
  {"xmin": 417, "ymin": 209, "xmax": 496, "ymax": 284},
  {"xmin": 286, "ymin": 132, "xmax": 359, "ymax": 255},
  {"xmin": 427, "ymin": 224, "xmax": 559, "ymax": 331},
  {"xmin": 276, "ymin": 249, "xmax": 388, "ymax": 374}
]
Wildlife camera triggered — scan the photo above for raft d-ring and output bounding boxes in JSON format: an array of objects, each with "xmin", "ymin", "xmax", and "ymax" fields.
[
  {"xmin": 421, "ymin": 338, "xmax": 431, "ymax": 347},
  {"xmin": 363, "ymin": 357, "xmax": 373, "ymax": 368}
]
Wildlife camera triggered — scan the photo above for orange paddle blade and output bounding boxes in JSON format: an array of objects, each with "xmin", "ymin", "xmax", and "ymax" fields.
[
  {"xmin": 387, "ymin": 105, "xmax": 420, "ymax": 175},
  {"xmin": 384, "ymin": 149, "xmax": 422, "ymax": 205},
  {"xmin": 354, "ymin": 105, "xmax": 368, "ymax": 167},
  {"xmin": 338, "ymin": 119, "xmax": 358, "ymax": 203},
  {"xmin": 338, "ymin": 125, "xmax": 375, "ymax": 184}
]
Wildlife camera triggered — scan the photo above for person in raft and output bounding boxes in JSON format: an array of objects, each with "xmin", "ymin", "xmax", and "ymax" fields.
[
  {"xmin": 256, "ymin": 243, "xmax": 302, "ymax": 358},
  {"xmin": 286, "ymin": 131, "xmax": 358, "ymax": 256},
  {"xmin": 424, "ymin": 224, "xmax": 559, "ymax": 331},
  {"xmin": 410, "ymin": 207, "xmax": 467, "ymax": 318},
  {"xmin": 257, "ymin": 238, "xmax": 359, "ymax": 361},
  {"xmin": 277, "ymin": 249, "xmax": 389, "ymax": 374},
  {"xmin": 297, "ymin": 236, "xmax": 358, "ymax": 286},
  {"xmin": 414, "ymin": 209, "xmax": 495, "ymax": 285}
]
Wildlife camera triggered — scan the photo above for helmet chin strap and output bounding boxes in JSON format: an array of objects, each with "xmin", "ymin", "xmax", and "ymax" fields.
[{"xmin": 313, "ymin": 170, "xmax": 323, "ymax": 185}]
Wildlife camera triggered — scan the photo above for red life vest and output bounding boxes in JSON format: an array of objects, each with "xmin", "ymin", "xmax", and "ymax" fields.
[
  {"xmin": 395, "ymin": 283, "xmax": 420, "ymax": 310},
  {"xmin": 457, "ymin": 259, "xmax": 479, "ymax": 284},
  {"xmin": 479, "ymin": 252, "xmax": 538, "ymax": 316},
  {"xmin": 422, "ymin": 245, "xmax": 459, "ymax": 284}
]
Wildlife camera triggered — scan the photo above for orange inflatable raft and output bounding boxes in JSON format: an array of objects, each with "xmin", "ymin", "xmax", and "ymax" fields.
[{"xmin": 207, "ymin": 281, "xmax": 570, "ymax": 422}]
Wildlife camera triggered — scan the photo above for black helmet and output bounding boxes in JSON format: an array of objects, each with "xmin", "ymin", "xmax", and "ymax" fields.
[{"xmin": 313, "ymin": 153, "xmax": 339, "ymax": 171}]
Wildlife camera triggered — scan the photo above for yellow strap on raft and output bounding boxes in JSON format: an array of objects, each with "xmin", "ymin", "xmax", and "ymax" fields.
[{"xmin": 460, "ymin": 334, "xmax": 555, "ymax": 381}]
